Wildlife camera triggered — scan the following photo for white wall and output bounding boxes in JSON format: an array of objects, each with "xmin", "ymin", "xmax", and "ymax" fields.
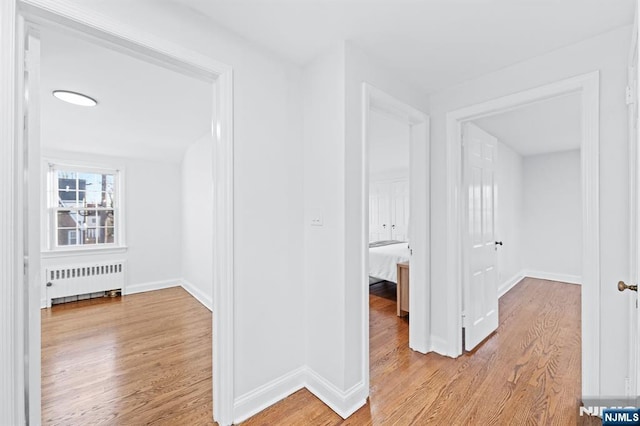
[
  {"xmin": 63, "ymin": 0, "xmax": 306, "ymax": 415},
  {"xmin": 303, "ymin": 44, "xmax": 346, "ymax": 391},
  {"xmin": 429, "ymin": 26, "xmax": 631, "ymax": 395},
  {"xmin": 522, "ymin": 150, "xmax": 582, "ymax": 280},
  {"xmin": 369, "ymin": 109, "xmax": 410, "ymax": 178},
  {"xmin": 495, "ymin": 140, "xmax": 524, "ymax": 293},
  {"xmin": 40, "ymin": 150, "xmax": 182, "ymax": 304},
  {"xmin": 181, "ymin": 134, "xmax": 214, "ymax": 309}
]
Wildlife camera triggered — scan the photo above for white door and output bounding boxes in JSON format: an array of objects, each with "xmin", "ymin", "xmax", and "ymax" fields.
[
  {"xmin": 369, "ymin": 182, "xmax": 391, "ymax": 241},
  {"xmin": 462, "ymin": 123, "xmax": 499, "ymax": 351},
  {"xmin": 391, "ymin": 180, "xmax": 410, "ymax": 241},
  {"xmin": 628, "ymin": 6, "xmax": 640, "ymax": 403},
  {"xmin": 23, "ymin": 28, "xmax": 42, "ymax": 423}
]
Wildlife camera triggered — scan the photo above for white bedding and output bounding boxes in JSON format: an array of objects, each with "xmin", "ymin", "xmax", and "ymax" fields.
[{"xmin": 369, "ymin": 242, "xmax": 410, "ymax": 283}]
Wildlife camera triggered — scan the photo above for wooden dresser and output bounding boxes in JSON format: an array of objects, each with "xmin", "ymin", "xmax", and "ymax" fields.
[{"xmin": 397, "ymin": 261, "xmax": 409, "ymax": 317}]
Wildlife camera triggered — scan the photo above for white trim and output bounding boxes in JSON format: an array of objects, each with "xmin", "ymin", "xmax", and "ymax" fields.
[
  {"xmin": 362, "ymin": 83, "xmax": 431, "ymax": 370},
  {"xmin": 180, "ymin": 279, "xmax": 213, "ymax": 311},
  {"xmin": 233, "ymin": 367, "xmax": 306, "ymax": 424},
  {"xmin": 41, "ymin": 246, "xmax": 127, "ymax": 258},
  {"xmin": 124, "ymin": 279, "xmax": 180, "ymax": 295},
  {"xmin": 429, "ymin": 336, "xmax": 453, "ymax": 357},
  {"xmin": 498, "ymin": 271, "xmax": 526, "ymax": 298},
  {"xmin": 445, "ymin": 71, "xmax": 600, "ymax": 400},
  {"xmin": 1, "ymin": 1, "xmax": 22, "ymax": 423},
  {"xmin": 523, "ymin": 270, "xmax": 582, "ymax": 285},
  {"xmin": 14, "ymin": 1, "xmax": 235, "ymax": 424},
  {"xmin": 305, "ymin": 368, "xmax": 368, "ymax": 419}
]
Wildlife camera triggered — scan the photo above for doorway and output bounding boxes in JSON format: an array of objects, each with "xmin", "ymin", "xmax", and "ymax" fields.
[
  {"xmin": 445, "ymin": 72, "xmax": 600, "ymax": 399},
  {"xmin": 361, "ymin": 83, "xmax": 430, "ymax": 397},
  {"xmin": 16, "ymin": 6, "xmax": 234, "ymax": 424}
]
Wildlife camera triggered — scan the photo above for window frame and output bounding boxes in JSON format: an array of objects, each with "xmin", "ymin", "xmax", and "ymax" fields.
[{"xmin": 44, "ymin": 160, "xmax": 126, "ymax": 253}]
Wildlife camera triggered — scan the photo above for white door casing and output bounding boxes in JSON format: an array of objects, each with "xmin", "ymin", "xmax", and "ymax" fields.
[{"xmin": 462, "ymin": 123, "xmax": 499, "ymax": 351}]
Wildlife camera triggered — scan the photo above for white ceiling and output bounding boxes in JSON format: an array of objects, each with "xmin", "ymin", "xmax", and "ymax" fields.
[
  {"xmin": 168, "ymin": 0, "xmax": 634, "ymax": 93},
  {"xmin": 473, "ymin": 92, "xmax": 582, "ymax": 157},
  {"xmin": 40, "ymin": 27, "xmax": 212, "ymax": 163}
]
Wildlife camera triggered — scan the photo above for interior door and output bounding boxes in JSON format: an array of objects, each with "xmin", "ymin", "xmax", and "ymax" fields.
[
  {"xmin": 23, "ymin": 27, "xmax": 42, "ymax": 423},
  {"xmin": 463, "ymin": 123, "xmax": 499, "ymax": 351},
  {"xmin": 369, "ymin": 182, "xmax": 390, "ymax": 241},
  {"xmin": 391, "ymin": 180, "xmax": 410, "ymax": 241},
  {"xmin": 628, "ymin": 6, "xmax": 640, "ymax": 404}
]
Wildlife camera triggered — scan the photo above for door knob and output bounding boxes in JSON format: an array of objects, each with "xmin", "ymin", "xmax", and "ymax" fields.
[
  {"xmin": 495, "ymin": 241, "xmax": 503, "ymax": 246},
  {"xmin": 618, "ymin": 281, "xmax": 638, "ymax": 292}
]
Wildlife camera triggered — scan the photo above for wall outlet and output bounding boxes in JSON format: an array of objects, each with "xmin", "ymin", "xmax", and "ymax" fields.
[{"xmin": 310, "ymin": 209, "xmax": 323, "ymax": 226}]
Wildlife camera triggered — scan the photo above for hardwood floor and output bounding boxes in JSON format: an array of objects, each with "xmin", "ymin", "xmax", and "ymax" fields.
[
  {"xmin": 244, "ymin": 278, "xmax": 599, "ymax": 425},
  {"xmin": 41, "ymin": 286, "xmax": 214, "ymax": 425},
  {"xmin": 42, "ymin": 279, "xmax": 598, "ymax": 425}
]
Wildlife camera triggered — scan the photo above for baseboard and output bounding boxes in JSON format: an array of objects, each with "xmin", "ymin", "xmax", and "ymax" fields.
[
  {"xmin": 180, "ymin": 279, "xmax": 212, "ymax": 311},
  {"xmin": 498, "ymin": 271, "xmax": 526, "ymax": 298},
  {"xmin": 429, "ymin": 335, "xmax": 456, "ymax": 358},
  {"xmin": 523, "ymin": 270, "xmax": 582, "ymax": 285},
  {"xmin": 233, "ymin": 366, "xmax": 306, "ymax": 424},
  {"xmin": 124, "ymin": 279, "xmax": 180, "ymax": 295},
  {"xmin": 304, "ymin": 368, "xmax": 368, "ymax": 419}
]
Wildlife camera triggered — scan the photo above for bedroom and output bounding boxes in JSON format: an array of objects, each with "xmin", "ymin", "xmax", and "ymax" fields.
[
  {"xmin": 32, "ymin": 25, "xmax": 216, "ymax": 422},
  {"xmin": 367, "ymin": 108, "xmax": 411, "ymax": 318}
]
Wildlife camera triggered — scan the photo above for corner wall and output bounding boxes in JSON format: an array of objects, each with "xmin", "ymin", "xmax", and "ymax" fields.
[{"xmin": 181, "ymin": 134, "xmax": 214, "ymax": 309}]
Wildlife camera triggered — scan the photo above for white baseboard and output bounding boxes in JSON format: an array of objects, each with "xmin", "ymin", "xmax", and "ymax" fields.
[
  {"xmin": 233, "ymin": 366, "xmax": 306, "ymax": 424},
  {"xmin": 523, "ymin": 270, "xmax": 582, "ymax": 285},
  {"xmin": 429, "ymin": 335, "xmax": 457, "ymax": 358},
  {"xmin": 124, "ymin": 279, "xmax": 180, "ymax": 295},
  {"xmin": 180, "ymin": 279, "xmax": 212, "ymax": 311},
  {"xmin": 305, "ymin": 368, "xmax": 367, "ymax": 419},
  {"xmin": 498, "ymin": 271, "xmax": 526, "ymax": 298}
]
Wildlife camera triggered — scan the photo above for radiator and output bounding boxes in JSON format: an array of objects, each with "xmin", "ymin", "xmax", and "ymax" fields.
[{"xmin": 45, "ymin": 261, "xmax": 126, "ymax": 307}]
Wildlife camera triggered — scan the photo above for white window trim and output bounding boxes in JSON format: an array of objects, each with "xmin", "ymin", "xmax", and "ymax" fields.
[{"xmin": 43, "ymin": 158, "xmax": 126, "ymax": 253}]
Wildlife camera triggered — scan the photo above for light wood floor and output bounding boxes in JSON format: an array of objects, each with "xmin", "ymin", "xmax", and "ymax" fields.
[
  {"xmin": 42, "ymin": 279, "xmax": 598, "ymax": 425},
  {"xmin": 41, "ymin": 286, "xmax": 214, "ymax": 425},
  {"xmin": 244, "ymin": 278, "xmax": 599, "ymax": 425}
]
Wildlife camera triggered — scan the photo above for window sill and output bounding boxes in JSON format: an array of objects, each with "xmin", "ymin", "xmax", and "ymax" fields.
[{"xmin": 41, "ymin": 246, "xmax": 128, "ymax": 259}]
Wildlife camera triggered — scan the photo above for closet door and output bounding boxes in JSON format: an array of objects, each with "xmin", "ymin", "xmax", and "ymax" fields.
[
  {"xmin": 369, "ymin": 182, "xmax": 391, "ymax": 241},
  {"xmin": 391, "ymin": 180, "xmax": 410, "ymax": 241}
]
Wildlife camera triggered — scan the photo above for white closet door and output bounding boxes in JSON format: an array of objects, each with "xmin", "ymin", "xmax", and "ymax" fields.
[
  {"xmin": 391, "ymin": 180, "xmax": 410, "ymax": 241},
  {"xmin": 369, "ymin": 182, "xmax": 391, "ymax": 241},
  {"xmin": 463, "ymin": 123, "xmax": 499, "ymax": 351}
]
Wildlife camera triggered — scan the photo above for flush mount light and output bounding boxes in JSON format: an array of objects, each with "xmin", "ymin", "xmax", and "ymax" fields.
[{"xmin": 52, "ymin": 90, "xmax": 98, "ymax": 107}]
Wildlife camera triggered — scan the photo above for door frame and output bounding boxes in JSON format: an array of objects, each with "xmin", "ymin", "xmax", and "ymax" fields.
[
  {"xmin": 361, "ymin": 82, "xmax": 431, "ymax": 373},
  {"xmin": 444, "ymin": 72, "xmax": 600, "ymax": 399},
  {"xmin": 4, "ymin": 1, "xmax": 235, "ymax": 424}
]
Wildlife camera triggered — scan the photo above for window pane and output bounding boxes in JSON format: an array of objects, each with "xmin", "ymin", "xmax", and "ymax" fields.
[
  {"xmin": 105, "ymin": 227, "xmax": 115, "ymax": 243},
  {"xmin": 57, "ymin": 211, "xmax": 77, "ymax": 228},
  {"xmin": 57, "ymin": 229, "xmax": 78, "ymax": 246},
  {"xmin": 52, "ymin": 167, "xmax": 118, "ymax": 249}
]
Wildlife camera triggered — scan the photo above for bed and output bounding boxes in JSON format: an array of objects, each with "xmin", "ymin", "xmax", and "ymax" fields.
[{"xmin": 369, "ymin": 240, "xmax": 410, "ymax": 284}]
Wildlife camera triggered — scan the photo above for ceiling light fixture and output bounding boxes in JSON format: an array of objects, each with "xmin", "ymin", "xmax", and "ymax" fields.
[{"xmin": 52, "ymin": 90, "xmax": 98, "ymax": 107}]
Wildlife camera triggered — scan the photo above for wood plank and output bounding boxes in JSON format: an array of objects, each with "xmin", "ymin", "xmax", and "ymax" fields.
[
  {"xmin": 41, "ymin": 287, "xmax": 214, "ymax": 425},
  {"xmin": 42, "ymin": 279, "xmax": 599, "ymax": 425},
  {"xmin": 243, "ymin": 278, "xmax": 600, "ymax": 425}
]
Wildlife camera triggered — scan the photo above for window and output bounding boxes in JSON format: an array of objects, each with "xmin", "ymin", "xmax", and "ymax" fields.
[{"xmin": 47, "ymin": 164, "xmax": 121, "ymax": 249}]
